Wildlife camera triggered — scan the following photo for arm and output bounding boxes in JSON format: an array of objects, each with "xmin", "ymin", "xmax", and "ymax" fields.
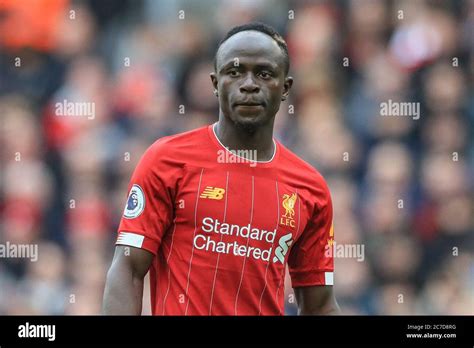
[
  {"xmin": 103, "ymin": 245, "xmax": 154, "ymax": 315},
  {"xmin": 294, "ymin": 285, "xmax": 340, "ymax": 315}
]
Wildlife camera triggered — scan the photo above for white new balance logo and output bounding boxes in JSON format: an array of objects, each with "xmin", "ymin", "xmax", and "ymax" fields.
[{"xmin": 273, "ymin": 233, "xmax": 293, "ymax": 263}]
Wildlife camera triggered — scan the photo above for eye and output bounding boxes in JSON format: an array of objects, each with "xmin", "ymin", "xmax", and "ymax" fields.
[
  {"xmin": 259, "ymin": 71, "xmax": 272, "ymax": 79},
  {"xmin": 228, "ymin": 69, "xmax": 240, "ymax": 77}
]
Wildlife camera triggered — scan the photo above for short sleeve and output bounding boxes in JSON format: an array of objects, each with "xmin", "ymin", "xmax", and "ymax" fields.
[
  {"xmin": 116, "ymin": 140, "xmax": 176, "ymax": 255},
  {"xmin": 288, "ymin": 182, "xmax": 334, "ymax": 287}
]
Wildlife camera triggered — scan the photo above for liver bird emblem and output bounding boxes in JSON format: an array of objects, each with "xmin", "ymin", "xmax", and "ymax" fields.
[{"xmin": 282, "ymin": 193, "xmax": 297, "ymax": 218}]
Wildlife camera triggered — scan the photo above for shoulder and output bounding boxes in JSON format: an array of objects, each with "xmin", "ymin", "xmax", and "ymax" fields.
[
  {"xmin": 142, "ymin": 125, "xmax": 209, "ymax": 161},
  {"xmin": 135, "ymin": 125, "xmax": 209, "ymax": 172},
  {"xmin": 149, "ymin": 125, "xmax": 209, "ymax": 154},
  {"xmin": 277, "ymin": 142, "xmax": 331, "ymax": 199}
]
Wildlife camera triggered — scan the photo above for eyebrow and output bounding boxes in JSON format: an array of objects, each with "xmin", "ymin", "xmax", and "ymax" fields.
[{"xmin": 219, "ymin": 60, "xmax": 278, "ymax": 73}]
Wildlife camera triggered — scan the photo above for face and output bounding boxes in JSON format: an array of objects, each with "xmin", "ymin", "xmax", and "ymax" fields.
[{"xmin": 211, "ymin": 31, "xmax": 293, "ymax": 130}]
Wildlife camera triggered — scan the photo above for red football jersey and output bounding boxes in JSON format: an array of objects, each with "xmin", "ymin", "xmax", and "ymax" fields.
[{"xmin": 116, "ymin": 123, "xmax": 334, "ymax": 315}]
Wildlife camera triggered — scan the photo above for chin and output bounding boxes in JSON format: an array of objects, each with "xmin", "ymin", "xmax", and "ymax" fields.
[{"xmin": 232, "ymin": 113, "xmax": 266, "ymax": 133}]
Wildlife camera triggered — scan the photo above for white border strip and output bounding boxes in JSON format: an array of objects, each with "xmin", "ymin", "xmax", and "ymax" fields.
[
  {"xmin": 116, "ymin": 232, "xmax": 145, "ymax": 248},
  {"xmin": 325, "ymin": 272, "xmax": 334, "ymax": 285}
]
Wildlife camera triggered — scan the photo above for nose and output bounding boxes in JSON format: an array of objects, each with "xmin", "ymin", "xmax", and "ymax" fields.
[{"xmin": 239, "ymin": 73, "xmax": 260, "ymax": 93}]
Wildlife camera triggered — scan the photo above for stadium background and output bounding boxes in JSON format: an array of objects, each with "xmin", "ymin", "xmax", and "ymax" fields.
[{"xmin": 0, "ymin": 0, "xmax": 472, "ymax": 315}]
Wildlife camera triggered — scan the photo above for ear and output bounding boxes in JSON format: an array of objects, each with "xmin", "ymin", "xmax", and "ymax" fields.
[
  {"xmin": 281, "ymin": 76, "xmax": 293, "ymax": 101},
  {"xmin": 210, "ymin": 72, "xmax": 218, "ymax": 91}
]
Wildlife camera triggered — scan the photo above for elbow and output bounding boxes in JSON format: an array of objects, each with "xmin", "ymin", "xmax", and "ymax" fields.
[{"xmin": 299, "ymin": 299, "xmax": 341, "ymax": 315}]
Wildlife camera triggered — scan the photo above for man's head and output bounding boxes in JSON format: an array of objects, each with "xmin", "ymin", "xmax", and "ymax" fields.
[{"xmin": 211, "ymin": 22, "xmax": 293, "ymax": 132}]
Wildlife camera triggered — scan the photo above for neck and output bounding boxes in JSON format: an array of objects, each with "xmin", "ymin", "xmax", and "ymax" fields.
[{"xmin": 215, "ymin": 115, "xmax": 276, "ymax": 162}]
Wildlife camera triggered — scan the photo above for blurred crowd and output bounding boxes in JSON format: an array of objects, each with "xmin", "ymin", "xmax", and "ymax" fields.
[{"xmin": 0, "ymin": 0, "xmax": 472, "ymax": 315}]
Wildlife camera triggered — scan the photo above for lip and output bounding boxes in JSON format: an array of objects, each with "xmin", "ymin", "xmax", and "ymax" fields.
[{"xmin": 234, "ymin": 102, "xmax": 264, "ymax": 107}]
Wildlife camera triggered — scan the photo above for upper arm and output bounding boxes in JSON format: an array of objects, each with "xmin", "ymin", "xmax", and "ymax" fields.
[
  {"xmin": 294, "ymin": 285, "xmax": 340, "ymax": 315},
  {"xmin": 288, "ymin": 179, "xmax": 334, "ymax": 287},
  {"xmin": 103, "ymin": 245, "xmax": 154, "ymax": 315},
  {"xmin": 288, "ymin": 178, "xmax": 337, "ymax": 314},
  {"xmin": 108, "ymin": 245, "xmax": 154, "ymax": 279},
  {"xmin": 116, "ymin": 140, "xmax": 179, "ymax": 255}
]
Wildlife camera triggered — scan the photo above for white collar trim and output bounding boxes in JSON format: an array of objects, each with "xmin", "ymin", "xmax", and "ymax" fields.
[{"xmin": 212, "ymin": 122, "xmax": 277, "ymax": 163}]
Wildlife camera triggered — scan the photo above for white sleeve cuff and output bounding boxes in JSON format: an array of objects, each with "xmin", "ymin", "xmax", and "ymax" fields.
[{"xmin": 116, "ymin": 231, "xmax": 145, "ymax": 248}]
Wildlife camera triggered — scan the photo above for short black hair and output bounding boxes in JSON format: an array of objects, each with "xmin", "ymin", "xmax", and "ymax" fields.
[{"xmin": 214, "ymin": 22, "xmax": 290, "ymax": 76}]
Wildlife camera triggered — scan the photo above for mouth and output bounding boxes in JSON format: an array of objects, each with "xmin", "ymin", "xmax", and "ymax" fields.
[{"xmin": 234, "ymin": 101, "xmax": 264, "ymax": 107}]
